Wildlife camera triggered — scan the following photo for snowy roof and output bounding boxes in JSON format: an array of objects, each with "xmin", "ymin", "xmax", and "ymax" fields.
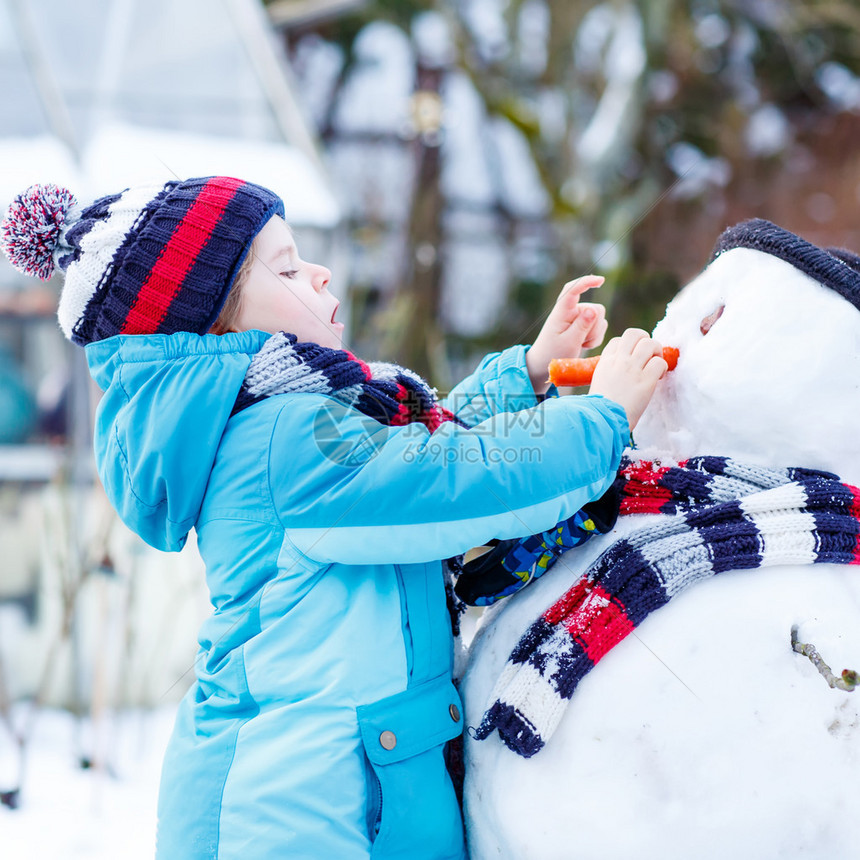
[
  {"xmin": 0, "ymin": 0, "xmax": 340, "ymax": 228},
  {"xmin": 83, "ymin": 124, "xmax": 339, "ymax": 228},
  {"xmin": 0, "ymin": 137, "xmax": 83, "ymax": 207},
  {"xmin": 1, "ymin": 0, "xmax": 282, "ymax": 143},
  {"xmin": 0, "ymin": 126, "xmax": 338, "ymax": 229}
]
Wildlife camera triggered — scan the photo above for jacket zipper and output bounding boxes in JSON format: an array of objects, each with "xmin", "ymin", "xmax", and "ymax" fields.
[{"xmin": 372, "ymin": 769, "xmax": 383, "ymax": 836}]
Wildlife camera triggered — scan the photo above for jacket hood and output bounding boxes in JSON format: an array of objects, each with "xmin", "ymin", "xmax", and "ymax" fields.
[{"xmin": 85, "ymin": 330, "xmax": 270, "ymax": 551}]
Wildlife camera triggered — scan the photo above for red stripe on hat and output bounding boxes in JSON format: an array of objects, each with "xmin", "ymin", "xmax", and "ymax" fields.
[
  {"xmin": 544, "ymin": 578, "xmax": 634, "ymax": 662},
  {"xmin": 121, "ymin": 177, "xmax": 245, "ymax": 335}
]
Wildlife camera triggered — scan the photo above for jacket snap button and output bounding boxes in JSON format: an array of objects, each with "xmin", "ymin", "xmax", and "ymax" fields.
[
  {"xmin": 379, "ymin": 730, "xmax": 397, "ymax": 751},
  {"xmin": 449, "ymin": 704, "xmax": 461, "ymax": 722}
]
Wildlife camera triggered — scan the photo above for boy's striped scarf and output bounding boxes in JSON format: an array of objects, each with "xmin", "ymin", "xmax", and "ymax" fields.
[
  {"xmin": 232, "ymin": 331, "xmax": 465, "ymax": 430},
  {"xmin": 473, "ymin": 455, "xmax": 860, "ymax": 758}
]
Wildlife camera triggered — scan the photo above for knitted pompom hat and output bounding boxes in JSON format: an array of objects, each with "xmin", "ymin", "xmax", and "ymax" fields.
[{"xmin": 0, "ymin": 176, "xmax": 284, "ymax": 346}]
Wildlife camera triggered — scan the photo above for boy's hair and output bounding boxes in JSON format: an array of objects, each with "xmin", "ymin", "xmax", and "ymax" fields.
[{"xmin": 209, "ymin": 243, "xmax": 255, "ymax": 334}]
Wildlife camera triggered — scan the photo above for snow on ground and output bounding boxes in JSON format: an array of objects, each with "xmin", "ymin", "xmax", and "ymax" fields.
[{"xmin": 1, "ymin": 706, "xmax": 176, "ymax": 860}]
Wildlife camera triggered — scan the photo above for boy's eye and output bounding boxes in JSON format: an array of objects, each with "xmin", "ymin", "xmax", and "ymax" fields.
[{"xmin": 281, "ymin": 269, "xmax": 298, "ymax": 279}]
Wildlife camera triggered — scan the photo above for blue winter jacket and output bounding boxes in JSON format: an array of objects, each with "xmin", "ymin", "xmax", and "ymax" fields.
[{"xmin": 85, "ymin": 330, "xmax": 629, "ymax": 859}]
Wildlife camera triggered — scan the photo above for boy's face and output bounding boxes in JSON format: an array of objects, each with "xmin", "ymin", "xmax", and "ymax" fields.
[{"xmin": 234, "ymin": 215, "xmax": 343, "ymax": 348}]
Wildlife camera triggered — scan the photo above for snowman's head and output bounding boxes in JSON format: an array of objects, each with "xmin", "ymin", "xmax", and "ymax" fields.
[{"xmin": 635, "ymin": 219, "xmax": 860, "ymax": 485}]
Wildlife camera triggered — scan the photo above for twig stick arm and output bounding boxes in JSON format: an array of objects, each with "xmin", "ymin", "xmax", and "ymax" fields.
[{"xmin": 791, "ymin": 625, "xmax": 859, "ymax": 692}]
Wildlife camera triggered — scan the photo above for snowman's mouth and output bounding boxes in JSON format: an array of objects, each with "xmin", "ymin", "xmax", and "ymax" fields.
[{"xmin": 700, "ymin": 305, "xmax": 724, "ymax": 335}]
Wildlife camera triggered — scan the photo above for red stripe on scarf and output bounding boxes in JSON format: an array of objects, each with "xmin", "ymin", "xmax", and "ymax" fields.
[
  {"xmin": 391, "ymin": 404, "xmax": 411, "ymax": 426},
  {"xmin": 543, "ymin": 579, "xmax": 635, "ymax": 662},
  {"xmin": 389, "ymin": 384, "xmax": 412, "ymax": 427},
  {"xmin": 345, "ymin": 352, "xmax": 373, "ymax": 381},
  {"xmin": 422, "ymin": 407, "xmax": 451, "ymax": 433},
  {"xmin": 122, "ymin": 177, "xmax": 244, "ymax": 334},
  {"xmin": 619, "ymin": 459, "xmax": 686, "ymax": 515},
  {"xmin": 850, "ymin": 485, "xmax": 860, "ymax": 563}
]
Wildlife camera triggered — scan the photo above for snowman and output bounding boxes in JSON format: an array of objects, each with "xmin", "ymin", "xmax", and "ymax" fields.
[{"xmin": 461, "ymin": 220, "xmax": 860, "ymax": 860}]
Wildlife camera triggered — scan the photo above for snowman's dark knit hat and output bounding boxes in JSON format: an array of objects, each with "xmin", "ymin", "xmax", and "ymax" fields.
[
  {"xmin": 712, "ymin": 218, "xmax": 860, "ymax": 313},
  {"xmin": 0, "ymin": 177, "xmax": 284, "ymax": 346}
]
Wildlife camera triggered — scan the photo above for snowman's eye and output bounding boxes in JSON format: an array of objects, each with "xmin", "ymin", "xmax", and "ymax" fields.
[{"xmin": 700, "ymin": 305, "xmax": 724, "ymax": 335}]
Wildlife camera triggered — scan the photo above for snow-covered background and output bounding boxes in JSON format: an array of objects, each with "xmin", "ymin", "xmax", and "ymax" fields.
[{"xmin": 1, "ymin": 708, "xmax": 173, "ymax": 859}]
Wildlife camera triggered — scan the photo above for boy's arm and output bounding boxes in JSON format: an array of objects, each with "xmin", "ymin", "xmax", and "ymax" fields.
[
  {"xmin": 440, "ymin": 344, "xmax": 543, "ymax": 426},
  {"xmin": 443, "ymin": 275, "xmax": 607, "ymax": 425},
  {"xmin": 268, "ymin": 392, "xmax": 628, "ymax": 566}
]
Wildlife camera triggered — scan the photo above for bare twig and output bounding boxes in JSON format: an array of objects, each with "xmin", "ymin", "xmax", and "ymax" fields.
[{"xmin": 791, "ymin": 625, "xmax": 859, "ymax": 692}]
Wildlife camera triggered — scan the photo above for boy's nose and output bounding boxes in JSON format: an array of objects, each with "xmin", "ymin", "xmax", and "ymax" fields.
[{"xmin": 314, "ymin": 265, "xmax": 332, "ymax": 291}]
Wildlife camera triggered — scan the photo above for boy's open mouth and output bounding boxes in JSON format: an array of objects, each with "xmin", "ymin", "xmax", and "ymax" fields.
[{"xmin": 331, "ymin": 304, "xmax": 339, "ymax": 324}]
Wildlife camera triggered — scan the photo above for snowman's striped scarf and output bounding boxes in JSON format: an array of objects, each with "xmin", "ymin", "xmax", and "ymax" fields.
[{"xmin": 473, "ymin": 456, "xmax": 860, "ymax": 758}]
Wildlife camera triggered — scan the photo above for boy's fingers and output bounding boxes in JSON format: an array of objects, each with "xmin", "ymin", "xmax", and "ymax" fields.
[
  {"xmin": 580, "ymin": 306, "xmax": 607, "ymax": 349},
  {"xmin": 573, "ymin": 304, "xmax": 598, "ymax": 327},
  {"xmin": 552, "ymin": 296, "xmax": 605, "ymax": 331},
  {"xmin": 618, "ymin": 328, "xmax": 650, "ymax": 352},
  {"xmin": 578, "ymin": 302, "xmax": 604, "ymax": 321},
  {"xmin": 559, "ymin": 275, "xmax": 604, "ymax": 300},
  {"xmin": 601, "ymin": 335, "xmax": 621, "ymax": 357},
  {"xmin": 645, "ymin": 356, "xmax": 669, "ymax": 382},
  {"xmin": 582, "ymin": 319, "xmax": 608, "ymax": 350},
  {"xmin": 632, "ymin": 336, "xmax": 662, "ymax": 368}
]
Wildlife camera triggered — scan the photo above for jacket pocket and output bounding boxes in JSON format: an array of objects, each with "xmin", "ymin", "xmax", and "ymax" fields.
[{"xmin": 357, "ymin": 673, "xmax": 466, "ymax": 860}]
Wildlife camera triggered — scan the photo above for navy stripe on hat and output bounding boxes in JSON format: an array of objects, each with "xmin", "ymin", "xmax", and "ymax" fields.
[{"xmin": 73, "ymin": 184, "xmax": 176, "ymax": 345}]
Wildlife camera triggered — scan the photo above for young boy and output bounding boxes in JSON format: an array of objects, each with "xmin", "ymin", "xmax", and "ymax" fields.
[{"xmin": 1, "ymin": 177, "xmax": 665, "ymax": 859}]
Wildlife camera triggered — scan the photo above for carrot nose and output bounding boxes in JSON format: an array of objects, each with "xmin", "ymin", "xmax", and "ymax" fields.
[{"xmin": 548, "ymin": 346, "xmax": 679, "ymax": 387}]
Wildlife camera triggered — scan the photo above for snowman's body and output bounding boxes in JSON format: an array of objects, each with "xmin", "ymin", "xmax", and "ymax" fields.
[{"xmin": 462, "ymin": 224, "xmax": 860, "ymax": 860}]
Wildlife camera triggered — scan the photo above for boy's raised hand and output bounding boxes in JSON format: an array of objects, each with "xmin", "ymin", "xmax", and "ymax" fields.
[{"xmin": 525, "ymin": 275, "xmax": 607, "ymax": 396}]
